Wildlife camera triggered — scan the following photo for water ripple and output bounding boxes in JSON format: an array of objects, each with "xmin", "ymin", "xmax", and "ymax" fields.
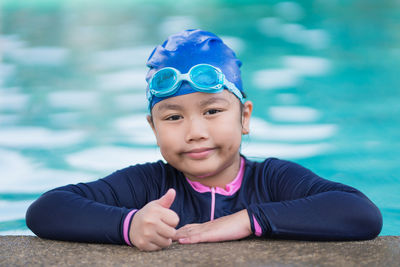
[
  {"xmin": 242, "ymin": 142, "xmax": 330, "ymax": 159},
  {"xmin": 92, "ymin": 46, "xmax": 155, "ymax": 70},
  {"xmin": 97, "ymin": 68, "xmax": 147, "ymax": 91},
  {"xmin": 66, "ymin": 146, "xmax": 162, "ymax": 173},
  {"xmin": 0, "ymin": 127, "xmax": 87, "ymax": 148},
  {"xmin": 48, "ymin": 90, "xmax": 100, "ymax": 109},
  {"xmin": 250, "ymin": 117, "xmax": 337, "ymax": 141},
  {"xmin": 0, "ymin": 149, "xmax": 93, "ymax": 192},
  {"xmin": 7, "ymin": 47, "xmax": 69, "ymax": 66},
  {"xmin": 268, "ymin": 106, "xmax": 321, "ymax": 122}
]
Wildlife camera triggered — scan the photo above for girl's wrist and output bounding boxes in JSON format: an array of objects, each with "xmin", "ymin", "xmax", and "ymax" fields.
[
  {"xmin": 123, "ymin": 209, "xmax": 138, "ymax": 246},
  {"xmin": 237, "ymin": 209, "xmax": 252, "ymax": 236}
]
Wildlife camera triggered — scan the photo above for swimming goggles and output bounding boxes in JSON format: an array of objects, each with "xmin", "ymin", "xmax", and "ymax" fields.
[{"xmin": 147, "ymin": 63, "xmax": 245, "ymax": 105}]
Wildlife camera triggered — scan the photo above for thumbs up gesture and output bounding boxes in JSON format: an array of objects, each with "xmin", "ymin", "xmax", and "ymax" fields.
[{"xmin": 129, "ymin": 189, "xmax": 180, "ymax": 251}]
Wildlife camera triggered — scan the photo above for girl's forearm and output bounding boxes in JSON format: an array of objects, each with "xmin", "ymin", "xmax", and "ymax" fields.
[{"xmin": 175, "ymin": 209, "xmax": 252, "ymax": 244}]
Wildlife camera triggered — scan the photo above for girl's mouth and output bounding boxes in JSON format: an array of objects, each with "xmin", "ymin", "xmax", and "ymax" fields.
[{"xmin": 184, "ymin": 148, "xmax": 215, "ymax": 160}]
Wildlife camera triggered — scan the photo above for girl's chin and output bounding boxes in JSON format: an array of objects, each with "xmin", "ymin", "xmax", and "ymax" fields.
[
  {"xmin": 184, "ymin": 168, "xmax": 218, "ymax": 180},
  {"xmin": 192, "ymin": 171, "xmax": 217, "ymax": 179}
]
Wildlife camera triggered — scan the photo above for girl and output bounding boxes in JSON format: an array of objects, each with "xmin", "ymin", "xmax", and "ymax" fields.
[{"xmin": 26, "ymin": 29, "xmax": 382, "ymax": 251}]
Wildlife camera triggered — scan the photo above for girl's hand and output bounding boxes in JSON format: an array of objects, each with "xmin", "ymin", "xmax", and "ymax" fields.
[
  {"xmin": 174, "ymin": 209, "xmax": 252, "ymax": 244},
  {"xmin": 129, "ymin": 189, "xmax": 179, "ymax": 251}
]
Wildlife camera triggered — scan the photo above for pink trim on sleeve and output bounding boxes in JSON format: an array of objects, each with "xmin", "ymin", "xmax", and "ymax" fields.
[
  {"xmin": 123, "ymin": 209, "xmax": 138, "ymax": 246},
  {"xmin": 252, "ymin": 214, "xmax": 262, "ymax": 237}
]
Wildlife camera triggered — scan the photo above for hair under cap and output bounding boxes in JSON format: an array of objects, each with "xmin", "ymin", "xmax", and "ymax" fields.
[{"xmin": 146, "ymin": 29, "xmax": 243, "ymax": 109}]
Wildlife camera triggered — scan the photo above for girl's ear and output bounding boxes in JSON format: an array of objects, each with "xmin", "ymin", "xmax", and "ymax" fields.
[
  {"xmin": 147, "ymin": 115, "xmax": 155, "ymax": 132},
  {"xmin": 241, "ymin": 101, "xmax": 253, "ymax": 135},
  {"xmin": 147, "ymin": 115, "xmax": 159, "ymax": 146}
]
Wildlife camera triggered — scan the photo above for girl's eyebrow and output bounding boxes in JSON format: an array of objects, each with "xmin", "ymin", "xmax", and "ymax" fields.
[
  {"xmin": 156, "ymin": 103, "xmax": 183, "ymax": 112},
  {"xmin": 199, "ymin": 96, "xmax": 230, "ymax": 107},
  {"xmin": 157, "ymin": 96, "xmax": 229, "ymax": 112}
]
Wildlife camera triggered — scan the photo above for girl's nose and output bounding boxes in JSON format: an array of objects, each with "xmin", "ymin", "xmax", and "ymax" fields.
[{"xmin": 185, "ymin": 117, "xmax": 209, "ymax": 143}]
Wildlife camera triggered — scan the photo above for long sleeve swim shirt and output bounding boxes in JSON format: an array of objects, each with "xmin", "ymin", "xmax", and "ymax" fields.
[{"xmin": 26, "ymin": 157, "xmax": 382, "ymax": 245}]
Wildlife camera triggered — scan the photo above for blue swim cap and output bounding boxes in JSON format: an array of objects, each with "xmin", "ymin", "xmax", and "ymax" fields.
[{"xmin": 146, "ymin": 29, "xmax": 243, "ymax": 110}]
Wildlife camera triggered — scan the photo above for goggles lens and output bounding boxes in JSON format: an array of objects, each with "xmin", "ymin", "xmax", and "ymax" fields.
[
  {"xmin": 190, "ymin": 65, "xmax": 219, "ymax": 88},
  {"xmin": 152, "ymin": 68, "xmax": 177, "ymax": 92}
]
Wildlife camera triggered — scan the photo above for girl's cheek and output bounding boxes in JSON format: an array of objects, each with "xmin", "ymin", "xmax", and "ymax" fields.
[{"xmin": 159, "ymin": 129, "xmax": 180, "ymax": 145}]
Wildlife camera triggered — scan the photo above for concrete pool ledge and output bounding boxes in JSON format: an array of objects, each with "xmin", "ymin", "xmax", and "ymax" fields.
[{"xmin": 0, "ymin": 236, "xmax": 399, "ymax": 266}]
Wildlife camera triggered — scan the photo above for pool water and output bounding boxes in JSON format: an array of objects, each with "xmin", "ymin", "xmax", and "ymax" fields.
[{"xmin": 0, "ymin": 0, "xmax": 399, "ymax": 236}]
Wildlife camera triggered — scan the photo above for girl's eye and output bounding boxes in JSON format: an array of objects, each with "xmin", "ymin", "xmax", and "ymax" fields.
[
  {"xmin": 205, "ymin": 109, "xmax": 221, "ymax": 115},
  {"xmin": 165, "ymin": 115, "xmax": 182, "ymax": 121}
]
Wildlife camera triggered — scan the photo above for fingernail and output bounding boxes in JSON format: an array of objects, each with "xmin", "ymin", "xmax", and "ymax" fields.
[{"xmin": 179, "ymin": 238, "xmax": 188, "ymax": 243}]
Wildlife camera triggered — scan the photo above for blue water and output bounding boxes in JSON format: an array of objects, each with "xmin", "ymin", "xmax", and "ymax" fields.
[{"xmin": 0, "ymin": 0, "xmax": 399, "ymax": 236}]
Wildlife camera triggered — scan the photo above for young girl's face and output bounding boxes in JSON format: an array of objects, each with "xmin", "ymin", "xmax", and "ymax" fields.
[{"xmin": 148, "ymin": 90, "xmax": 252, "ymax": 183}]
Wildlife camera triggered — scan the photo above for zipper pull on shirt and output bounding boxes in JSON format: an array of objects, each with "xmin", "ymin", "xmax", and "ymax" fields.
[{"xmin": 210, "ymin": 187, "xmax": 215, "ymax": 221}]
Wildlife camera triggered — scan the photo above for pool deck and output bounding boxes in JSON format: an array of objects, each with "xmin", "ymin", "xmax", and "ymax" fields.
[{"xmin": 0, "ymin": 236, "xmax": 399, "ymax": 266}]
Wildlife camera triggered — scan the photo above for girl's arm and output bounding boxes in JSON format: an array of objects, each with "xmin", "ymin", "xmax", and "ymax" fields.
[
  {"xmin": 175, "ymin": 159, "xmax": 382, "ymax": 243},
  {"xmin": 174, "ymin": 209, "xmax": 252, "ymax": 244},
  {"xmin": 26, "ymin": 163, "xmax": 164, "ymax": 245},
  {"xmin": 246, "ymin": 159, "xmax": 382, "ymax": 241},
  {"xmin": 26, "ymin": 183, "xmax": 133, "ymax": 244}
]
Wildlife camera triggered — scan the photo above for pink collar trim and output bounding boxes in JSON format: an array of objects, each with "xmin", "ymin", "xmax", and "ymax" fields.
[{"xmin": 185, "ymin": 157, "xmax": 245, "ymax": 196}]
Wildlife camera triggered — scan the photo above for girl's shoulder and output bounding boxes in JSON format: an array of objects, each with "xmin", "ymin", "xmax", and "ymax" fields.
[
  {"xmin": 108, "ymin": 160, "xmax": 182, "ymax": 184},
  {"xmin": 118, "ymin": 160, "xmax": 168, "ymax": 174},
  {"xmin": 243, "ymin": 156, "xmax": 315, "ymax": 181},
  {"xmin": 243, "ymin": 156, "xmax": 298, "ymax": 170}
]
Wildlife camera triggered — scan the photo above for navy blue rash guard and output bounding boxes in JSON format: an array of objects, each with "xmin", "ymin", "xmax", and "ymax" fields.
[{"xmin": 26, "ymin": 157, "xmax": 382, "ymax": 244}]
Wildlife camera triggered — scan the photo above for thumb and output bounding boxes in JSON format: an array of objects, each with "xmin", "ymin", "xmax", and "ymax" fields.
[{"xmin": 156, "ymin": 188, "xmax": 176, "ymax": 209}]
